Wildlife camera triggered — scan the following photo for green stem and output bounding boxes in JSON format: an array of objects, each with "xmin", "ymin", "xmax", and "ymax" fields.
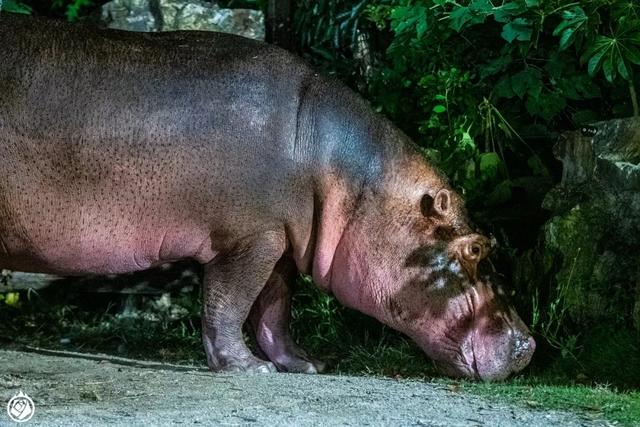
[{"xmin": 629, "ymin": 79, "xmax": 639, "ymax": 118}]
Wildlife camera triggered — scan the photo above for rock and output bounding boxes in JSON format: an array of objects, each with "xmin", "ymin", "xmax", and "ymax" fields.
[
  {"xmin": 100, "ymin": 0, "xmax": 157, "ymax": 32},
  {"xmin": 1, "ymin": 262, "xmax": 199, "ymax": 296},
  {"xmin": 531, "ymin": 118, "xmax": 640, "ymax": 331},
  {"xmin": 101, "ymin": 0, "xmax": 265, "ymax": 40},
  {"xmin": 550, "ymin": 121, "xmax": 640, "ymax": 191},
  {"xmin": 1, "ymin": 270, "xmax": 64, "ymax": 291}
]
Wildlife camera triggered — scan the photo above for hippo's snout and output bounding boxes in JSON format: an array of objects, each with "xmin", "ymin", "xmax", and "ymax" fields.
[
  {"xmin": 426, "ymin": 326, "xmax": 536, "ymax": 382},
  {"xmin": 471, "ymin": 328, "xmax": 536, "ymax": 382}
]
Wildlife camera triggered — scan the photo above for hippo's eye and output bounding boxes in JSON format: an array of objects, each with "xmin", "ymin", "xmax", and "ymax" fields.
[{"xmin": 580, "ymin": 126, "xmax": 597, "ymax": 137}]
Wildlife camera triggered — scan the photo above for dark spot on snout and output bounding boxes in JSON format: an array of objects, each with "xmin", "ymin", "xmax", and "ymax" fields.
[
  {"xmin": 386, "ymin": 268, "xmax": 470, "ymax": 325},
  {"xmin": 404, "ymin": 244, "xmax": 448, "ymax": 268}
]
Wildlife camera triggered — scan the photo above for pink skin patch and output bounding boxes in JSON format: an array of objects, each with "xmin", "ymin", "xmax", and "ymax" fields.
[
  {"xmin": 2, "ymin": 222, "xmax": 216, "ymax": 276},
  {"xmin": 311, "ymin": 181, "xmax": 353, "ymax": 292}
]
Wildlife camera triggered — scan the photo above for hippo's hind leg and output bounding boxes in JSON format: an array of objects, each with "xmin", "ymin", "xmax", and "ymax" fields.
[
  {"xmin": 201, "ymin": 231, "xmax": 286, "ymax": 373},
  {"xmin": 248, "ymin": 256, "xmax": 326, "ymax": 374}
]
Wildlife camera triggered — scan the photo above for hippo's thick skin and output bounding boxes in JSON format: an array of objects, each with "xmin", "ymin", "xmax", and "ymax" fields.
[{"xmin": 0, "ymin": 15, "xmax": 534, "ymax": 380}]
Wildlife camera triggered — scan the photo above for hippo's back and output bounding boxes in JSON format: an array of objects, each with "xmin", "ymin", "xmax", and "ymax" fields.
[
  {"xmin": 0, "ymin": 15, "xmax": 313, "ymax": 275},
  {"xmin": 0, "ymin": 14, "xmax": 310, "ymax": 144}
]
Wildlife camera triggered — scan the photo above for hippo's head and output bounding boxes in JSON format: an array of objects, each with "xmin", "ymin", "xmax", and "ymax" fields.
[{"xmin": 326, "ymin": 154, "xmax": 535, "ymax": 381}]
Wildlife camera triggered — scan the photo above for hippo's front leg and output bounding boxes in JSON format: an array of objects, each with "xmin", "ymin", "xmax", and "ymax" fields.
[
  {"xmin": 201, "ymin": 231, "xmax": 286, "ymax": 373},
  {"xmin": 248, "ymin": 257, "xmax": 326, "ymax": 374}
]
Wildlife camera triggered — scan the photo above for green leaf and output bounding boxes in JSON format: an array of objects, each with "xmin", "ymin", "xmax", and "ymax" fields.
[
  {"xmin": 587, "ymin": 48, "xmax": 608, "ymax": 76},
  {"xmin": 416, "ymin": 17, "xmax": 428, "ymax": 39},
  {"xmin": 447, "ymin": 2, "xmax": 490, "ymax": 32},
  {"xmin": 494, "ymin": 2, "xmax": 525, "ymax": 24},
  {"xmin": 1, "ymin": 0, "xmax": 32, "ymax": 14},
  {"xmin": 602, "ymin": 55, "xmax": 615, "ymax": 83},
  {"xmin": 618, "ymin": 59, "xmax": 630, "ymax": 80},
  {"xmin": 433, "ymin": 105, "xmax": 447, "ymax": 113},
  {"xmin": 511, "ymin": 72, "xmax": 529, "ymax": 99},
  {"xmin": 493, "ymin": 76, "xmax": 515, "ymax": 98},
  {"xmin": 558, "ymin": 28, "xmax": 576, "ymax": 51},
  {"xmin": 552, "ymin": 20, "xmax": 572, "ymax": 37},
  {"xmin": 510, "ymin": 69, "xmax": 541, "ymax": 99},
  {"xmin": 501, "ymin": 18, "xmax": 532, "ymax": 43},
  {"xmin": 480, "ymin": 152, "xmax": 501, "ymax": 176},
  {"xmin": 552, "ymin": 6, "xmax": 587, "ymax": 50},
  {"xmin": 390, "ymin": 5, "xmax": 428, "ymax": 39},
  {"xmin": 390, "ymin": 6, "xmax": 418, "ymax": 35},
  {"xmin": 622, "ymin": 45, "xmax": 640, "ymax": 65},
  {"xmin": 459, "ymin": 130, "xmax": 475, "ymax": 149},
  {"xmin": 448, "ymin": 6, "xmax": 473, "ymax": 32},
  {"xmin": 580, "ymin": 36, "xmax": 611, "ymax": 65},
  {"xmin": 4, "ymin": 292, "xmax": 20, "ymax": 307}
]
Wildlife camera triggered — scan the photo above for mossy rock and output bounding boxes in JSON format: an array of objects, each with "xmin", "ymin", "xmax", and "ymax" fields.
[
  {"xmin": 515, "ymin": 118, "xmax": 640, "ymax": 386},
  {"xmin": 543, "ymin": 201, "xmax": 636, "ymax": 325}
]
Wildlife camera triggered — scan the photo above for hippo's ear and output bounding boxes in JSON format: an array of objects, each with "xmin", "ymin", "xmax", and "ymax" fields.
[{"xmin": 421, "ymin": 189, "xmax": 451, "ymax": 217}]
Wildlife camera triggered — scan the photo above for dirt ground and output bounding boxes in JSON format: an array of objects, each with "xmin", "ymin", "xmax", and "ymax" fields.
[{"xmin": 0, "ymin": 349, "xmax": 607, "ymax": 426}]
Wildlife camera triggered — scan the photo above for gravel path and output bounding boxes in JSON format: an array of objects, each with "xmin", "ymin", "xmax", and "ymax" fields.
[{"xmin": 0, "ymin": 350, "xmax": 606, "ymax": 426}]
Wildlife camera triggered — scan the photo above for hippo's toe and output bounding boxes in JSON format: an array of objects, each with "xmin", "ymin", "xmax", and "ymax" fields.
[
  {"xmin": 273, "ymin": 355, "xmax": 326, "ymax": 374},
  {"xmin": 218, "ymin": 357, "xmax": 277, "ymax": 374}
]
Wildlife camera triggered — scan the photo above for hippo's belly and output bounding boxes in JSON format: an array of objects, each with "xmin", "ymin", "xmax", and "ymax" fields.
[
  {"xmin": 0, "ymin": 154, "xmax": 219, "ymax": 275},
  {"xmin": 0, "ymin": 208, "xmax": 217, "ymax": 275}
]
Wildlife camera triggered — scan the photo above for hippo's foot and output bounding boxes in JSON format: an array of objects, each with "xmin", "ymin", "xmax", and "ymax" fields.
[
  {"xmin": 271, "ymin": 350, "xmax": 326, "ymax": 374},
  {"xmin": 248, "ymin": 258, "xmax": 327, "ymax": 374},
  {"xmin": 200, "ymin": 232, "xmax": 288, "ymax": 375},
  {"xmin": 217, "ymin": 356, "xmax": 277, "ymax": 374},
  {"xmin": 202, "ymin": 335, "xmax": 277, "ymax": 374}
]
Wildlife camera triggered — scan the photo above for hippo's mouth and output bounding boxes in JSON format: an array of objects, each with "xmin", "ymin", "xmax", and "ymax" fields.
[
  {"xmin": 432, "ymin": 335, "xmax": 481, "ymax": 380},
  {"xmin": 433, "ymin": 358, "xmax": 480, "ymax": 380}
]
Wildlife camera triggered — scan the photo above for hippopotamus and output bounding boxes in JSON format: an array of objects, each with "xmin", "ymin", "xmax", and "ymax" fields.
[{"xmin": 0, "ymin": 14, "xmax": 535, "ymax": 380}]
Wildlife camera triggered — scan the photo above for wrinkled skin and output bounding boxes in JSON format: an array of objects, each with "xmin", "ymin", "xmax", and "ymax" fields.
[{"xmin": 0, "ymin": 15, "xmax": 534, "ymax": 380}]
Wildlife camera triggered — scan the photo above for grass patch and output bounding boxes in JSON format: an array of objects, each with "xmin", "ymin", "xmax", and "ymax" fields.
[{"xmin": 457, "ymin": 378, "xmax": 640, "ymax": 426}]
